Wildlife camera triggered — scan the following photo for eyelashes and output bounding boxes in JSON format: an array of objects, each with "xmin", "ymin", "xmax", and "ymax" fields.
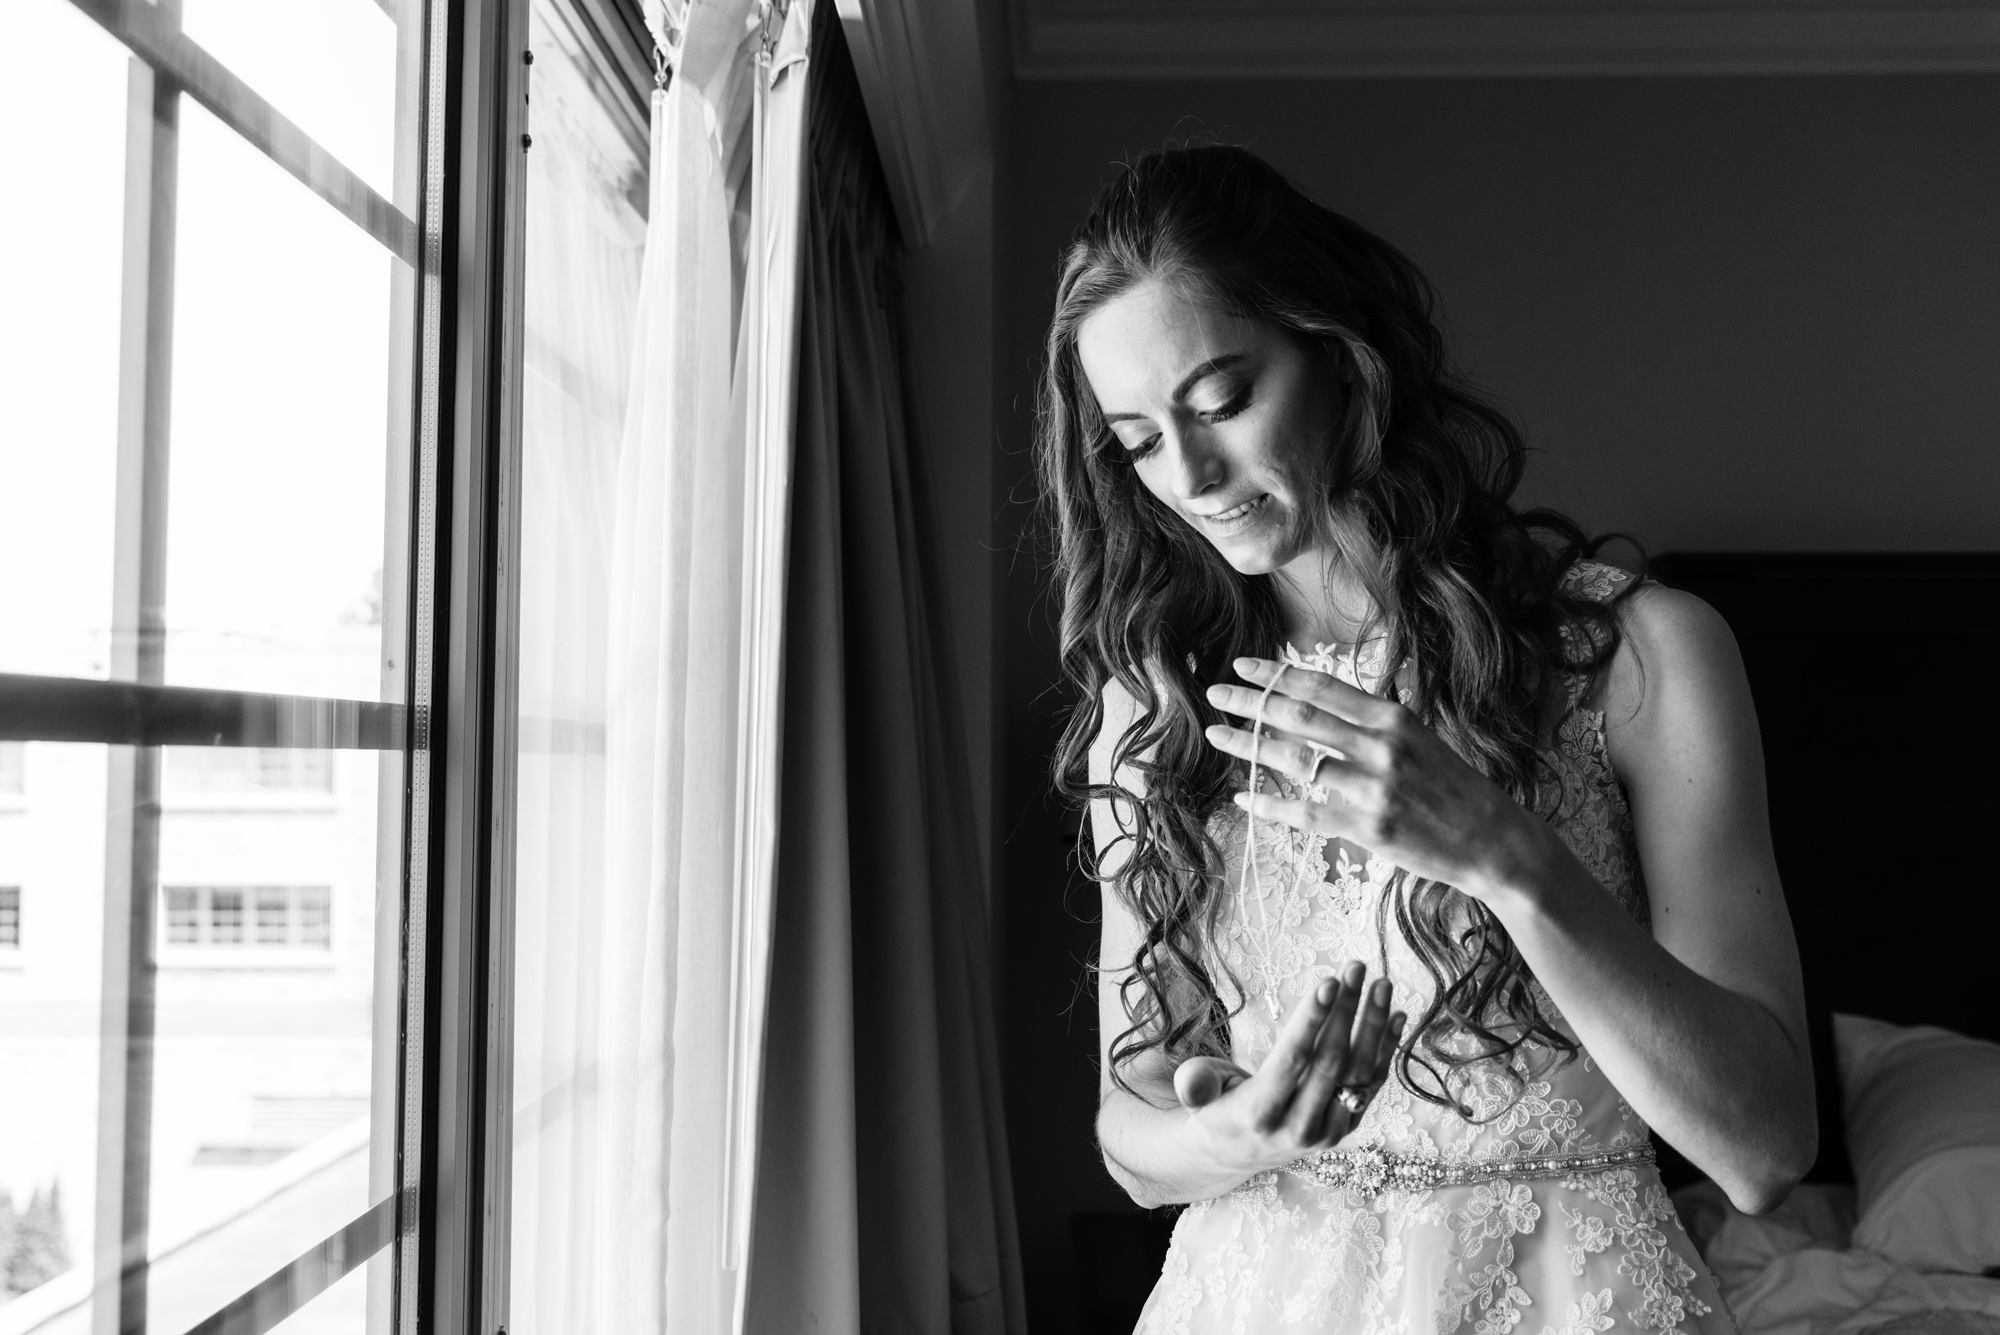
[
  {"xmin": 1205, "ymin": 385, "xmax": 1253, "ymax": 423},
  {"xmin": 1119, "ymin": 385, "xmax": 1255, "ymax": 461}
]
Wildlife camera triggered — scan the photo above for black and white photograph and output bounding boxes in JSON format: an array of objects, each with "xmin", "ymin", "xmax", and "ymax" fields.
[{"xmin": 1, "ymin": 3, "xmax": 1996, "ymax": 1334}]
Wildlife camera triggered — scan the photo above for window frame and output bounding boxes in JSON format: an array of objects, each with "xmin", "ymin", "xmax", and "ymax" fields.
[{"xmin": 0, "ymin": 0, "xmax": 531, "ymax": 1330}]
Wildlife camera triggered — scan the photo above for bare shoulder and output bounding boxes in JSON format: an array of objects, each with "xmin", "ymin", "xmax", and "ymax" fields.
[{"xmin": 1597, "ymin": 581, "xmax": 1762, "ymax": 797}]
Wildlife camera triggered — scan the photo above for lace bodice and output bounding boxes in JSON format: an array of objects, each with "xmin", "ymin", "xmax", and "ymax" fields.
[
  {"xmin": 1208, "ymin": 629, "xmax": 1651, "ymax": 1158},
  {"xmin": 1137, "ymin": 562, "xmax": 1733, "ymax": 1335}
]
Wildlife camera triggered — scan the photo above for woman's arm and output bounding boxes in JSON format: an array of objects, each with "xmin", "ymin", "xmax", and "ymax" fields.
[
  {"xmin": 1495, "ymin": 587, "xmax": 1814, "ymax": 1211},
  {"xmin": 1206, "ymin": 588, "xmax": 1816, "ymax": 1214},
  {"xmin": 1087, "ymin": 681, "xmax": 1403, "ymax": 1208}
]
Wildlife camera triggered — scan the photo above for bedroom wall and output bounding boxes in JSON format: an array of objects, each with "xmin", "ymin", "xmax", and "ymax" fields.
[{"xmin": 995, "ymin": 73, "xmax": 2000, "ymax": 1335}]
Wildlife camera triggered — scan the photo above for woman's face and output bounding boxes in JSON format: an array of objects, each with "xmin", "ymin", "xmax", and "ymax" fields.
[{"xmin": 1075, "ymin": 279, "xmax": 1338, "ymax": 577}]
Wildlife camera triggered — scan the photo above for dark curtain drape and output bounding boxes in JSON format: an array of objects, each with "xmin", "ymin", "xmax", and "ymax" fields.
[{"xmin": 745, "ymin": 6, "xmax": 1025, "ymax": 1333}]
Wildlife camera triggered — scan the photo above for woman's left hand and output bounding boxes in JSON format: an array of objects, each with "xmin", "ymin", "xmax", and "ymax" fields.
[{"xmin": 1204, "ymin": 656, "xmax": 1544, "ymax": 900}]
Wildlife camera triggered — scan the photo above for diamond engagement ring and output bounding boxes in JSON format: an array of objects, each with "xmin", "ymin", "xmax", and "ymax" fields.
[{"xmin": 1334, "ymin": 1086, "xmax": 1367, "ymax": 1115}]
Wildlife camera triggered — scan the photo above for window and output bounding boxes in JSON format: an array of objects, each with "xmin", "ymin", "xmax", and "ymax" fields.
[
  {"xmin": 166, "ymin": 746, "xmax": 337, "ymax": 793},
  {"xmin": 161, "ymin": 885, "xmax": 334, "ymax": 951},
  {"xmin": 0, "ymin": 0, "xmax": 526, "ymax": 1329}
]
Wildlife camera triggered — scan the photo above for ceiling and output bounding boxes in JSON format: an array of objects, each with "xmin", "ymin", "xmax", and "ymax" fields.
[{"xmin": 1009, "ymin": 0, "xmax": 2000, "ymax": 79}]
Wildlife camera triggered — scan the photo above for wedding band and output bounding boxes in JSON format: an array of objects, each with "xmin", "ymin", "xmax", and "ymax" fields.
[{"xmin": 1335, "ymin": 1086, "xmax": 1367, "ymax": 1114}]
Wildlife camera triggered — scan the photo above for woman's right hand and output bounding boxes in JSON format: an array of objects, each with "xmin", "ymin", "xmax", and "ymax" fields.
[{"xmin": 1171, "ymin": 961, "xmax": 1405, "ymax": 1177}]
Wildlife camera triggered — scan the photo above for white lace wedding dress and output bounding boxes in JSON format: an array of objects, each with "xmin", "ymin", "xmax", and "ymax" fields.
[{"xmin": 1135, "ymin": 563, "xmax": 1736, "ymax": 1335}]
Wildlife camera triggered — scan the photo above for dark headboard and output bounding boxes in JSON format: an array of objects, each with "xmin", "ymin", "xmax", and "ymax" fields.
[{"xmin": 1651, "ymin": 552, "xmax": 2000, "ymax": 1182}]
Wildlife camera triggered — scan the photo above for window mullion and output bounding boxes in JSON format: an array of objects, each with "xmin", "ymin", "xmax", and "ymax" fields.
[
  {"xmin": 66, "ymin": 0, "xmax": 420, "ymax": 265},
  {"xmin": 92, "ymin": 20, "xmax": 181, "ymax": 1334}
]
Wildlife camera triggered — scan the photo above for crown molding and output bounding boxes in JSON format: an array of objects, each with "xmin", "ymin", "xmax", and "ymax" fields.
[{"xmin": 1011, "ymin": 1, "xmax": 2000, "ymax": 80}]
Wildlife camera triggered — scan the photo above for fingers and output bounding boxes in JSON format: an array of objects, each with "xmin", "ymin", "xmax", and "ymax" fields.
[
  {"xmin": 1246, "ymin": 975, "xmax": 1341, "ymax": 1129},
  {"xmin": 1204, "ymin": 721, "xmax": 1374, "ymax": 791},
  {"xmin": 1284, "ymin": 962, "xmax": 1367, "ymax": 1139},
  {"xmin": 1174, "ymin": 1056, "xmax": 1252, "ymax": 1110},
  {"xmin": 1203, "ymin": 690, "xmax": 1388, "ymax": 779},
  {"xmin": 1337, "ymin": 976, "xmax": 1394, "ymax": 1090},
  {"xmin": 1205, "ymin": 682, "xmax": 1381, "ymax": 752},
  {"xmin": 1354, "ymin": 1011, "xmax": 1408, "ymax": 1111},
  {"xmin": 1307, "ymin": 1008, "xmax": 1405, "ymax": 1141},
  {"xmin": 1376, "ymin": 1013, "xmax": 1408, "ymax": 1088},
  {"xmin": 1229, "ymin": 656, "xmax": 1401, "ymax": 727},
  {"xmin": 1231, "ymin": 788, "xmax": 1363, "ymax": 840}
]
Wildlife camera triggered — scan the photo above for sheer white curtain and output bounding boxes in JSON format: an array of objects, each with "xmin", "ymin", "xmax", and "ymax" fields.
[
  {"xmin": 509, "ymin": 1, "xmax": 645, "ymax": 1328},
  {"xmin": 510, "ymin": 0, "xmax": 812, "ymax": 1329}
]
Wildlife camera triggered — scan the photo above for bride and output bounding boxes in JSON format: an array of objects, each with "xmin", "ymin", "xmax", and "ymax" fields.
[{"xmin": 1038, "ymin": 145, "xmax": 1815, "ymax": 1334}]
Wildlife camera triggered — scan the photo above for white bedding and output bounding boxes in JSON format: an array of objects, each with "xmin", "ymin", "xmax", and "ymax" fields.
[{"xmin": 1674, "ymin": 1181, "xmax": 2000, "ymax": 1335}]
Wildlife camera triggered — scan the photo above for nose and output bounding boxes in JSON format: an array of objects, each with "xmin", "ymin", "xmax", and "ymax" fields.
[{"xmin": 1164, "ymin": 427, "xmax": 1224, "ymax": 502}]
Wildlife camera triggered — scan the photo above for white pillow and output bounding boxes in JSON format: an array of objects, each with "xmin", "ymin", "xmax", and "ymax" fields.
[{"xmin": 1836, "ymin": 1011, "xmax": 2000, "ymax": 1273}]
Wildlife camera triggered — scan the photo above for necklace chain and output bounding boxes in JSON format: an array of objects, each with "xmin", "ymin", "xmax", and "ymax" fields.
[{"xmin": 1239, "ymin": 643, "xmax": 1375, "ymax": 1020}]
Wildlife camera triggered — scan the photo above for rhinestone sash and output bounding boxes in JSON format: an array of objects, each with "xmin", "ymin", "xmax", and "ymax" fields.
[{"xmin": 1283, "ymin": 1143, "xmax": 1657, "ymax": 1200}]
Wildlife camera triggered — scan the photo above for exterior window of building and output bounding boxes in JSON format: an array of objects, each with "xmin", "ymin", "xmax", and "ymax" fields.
[
  {"xmin": 165, "ymin": 888, "xmax": 200, "ymax": 946},
  {"xmin": 300, "ymin": 886, "xmax": 333, "ymax": 947},
  {"xmin": 0, "ymin": 888, "xmax": 20, "ymax": 948},
  {"xmin": 160, "ymin": 886, "xmax": 334, "ymax": 951},
  {"xmin": 208, "ymin": 890, "xmax": 245, "ymax": 945}
]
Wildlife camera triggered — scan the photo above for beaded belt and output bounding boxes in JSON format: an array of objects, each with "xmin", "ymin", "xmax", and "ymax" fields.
[{"xmin": 1282, "ymin": 1143, "xmax": 1656, "ymax": 1199}]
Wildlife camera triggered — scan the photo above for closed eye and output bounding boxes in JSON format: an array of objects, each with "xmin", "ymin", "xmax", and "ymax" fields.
[{"xmin": 1203, "ymin": 385, "xmax": 1253, "ymax": 423}]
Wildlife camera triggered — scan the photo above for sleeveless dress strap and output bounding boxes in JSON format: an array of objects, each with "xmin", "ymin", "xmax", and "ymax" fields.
[{"xmin": 1554, "ymin": 558, "xmax": 1635, "ymax": 717}]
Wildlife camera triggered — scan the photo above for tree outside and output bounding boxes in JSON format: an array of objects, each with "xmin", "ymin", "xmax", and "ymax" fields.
[{"xmin": 0, "ymin": 1181, "xmax": 72, "ymax": 1297}]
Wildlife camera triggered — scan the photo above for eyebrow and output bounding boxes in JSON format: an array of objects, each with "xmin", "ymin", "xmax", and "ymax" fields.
[{"xmin": 1101, "ymin": 353, "xmax": 1248, "ymax": 424}]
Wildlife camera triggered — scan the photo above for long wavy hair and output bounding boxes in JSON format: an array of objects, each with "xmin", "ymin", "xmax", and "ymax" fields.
[{"xmin": 1041, "ymin": 144, "xmax": 1641, "ymax": 1118}]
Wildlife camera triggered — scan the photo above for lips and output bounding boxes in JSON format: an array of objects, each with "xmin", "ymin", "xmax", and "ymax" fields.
[{"xmin": 1194, "ymin": 494, "xmax": 1271, "ymax": 531}]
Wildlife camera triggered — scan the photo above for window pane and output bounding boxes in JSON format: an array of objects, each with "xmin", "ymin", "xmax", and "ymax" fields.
[
  {"xmin": 163, "ymin": 97, "xmax": 395, "ymax": 702},
  {"xmin": 208, "ymin": 889, "xmax": 244, "ymax": 943},
  {"xmin": 0, "ymin": 4, "xmax": 128, "ymax": 680},
  {"xmin": 143, "ymin": 750, "xmax": 400, "ymax": 1334},
  {"xmin": 166, "ymin": 888, "xmax": 201, "ymax": 944},
  {"xmin": 299, "ymin": 887, "xmax": 333, "ymax": 949},
  {"xmin": 0, "ymin": 743, "xmax": 113, "ymax": 1315},
  {"xmin": 182, "ymin": 0, "xmax": 400, "ymax": 201},
  {"xmin": 255, "ymin": 888, "xmax": 289, "ymax": 943},
  {"xmin": 167, "ymin": 747, "xmax": 339, "ymax": 796}
]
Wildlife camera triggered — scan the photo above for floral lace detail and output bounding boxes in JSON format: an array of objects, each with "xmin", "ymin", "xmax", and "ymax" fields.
[
  {"xmin": 1437, "ymin": 1181, "xmax": 1540, "ymax": 1335},
  {"xmin": 1534, "ymin": 710, "xmax": 1650, "ymax": 927},
  {"xmin": 1540, "ymin": 1289, "xmax": 1618, "ymax": 1335},
  {"xmin": 1557, "ymin": 561, "xmax": 1631, "ymax": 667},
  {"xmin": 1135, "ymin": 562, "xmax": 1732, "ymax": 1335},
  {"xmin": 1562, "ymin": 1169, "xmax": 1713, "ymax": 1334}
]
